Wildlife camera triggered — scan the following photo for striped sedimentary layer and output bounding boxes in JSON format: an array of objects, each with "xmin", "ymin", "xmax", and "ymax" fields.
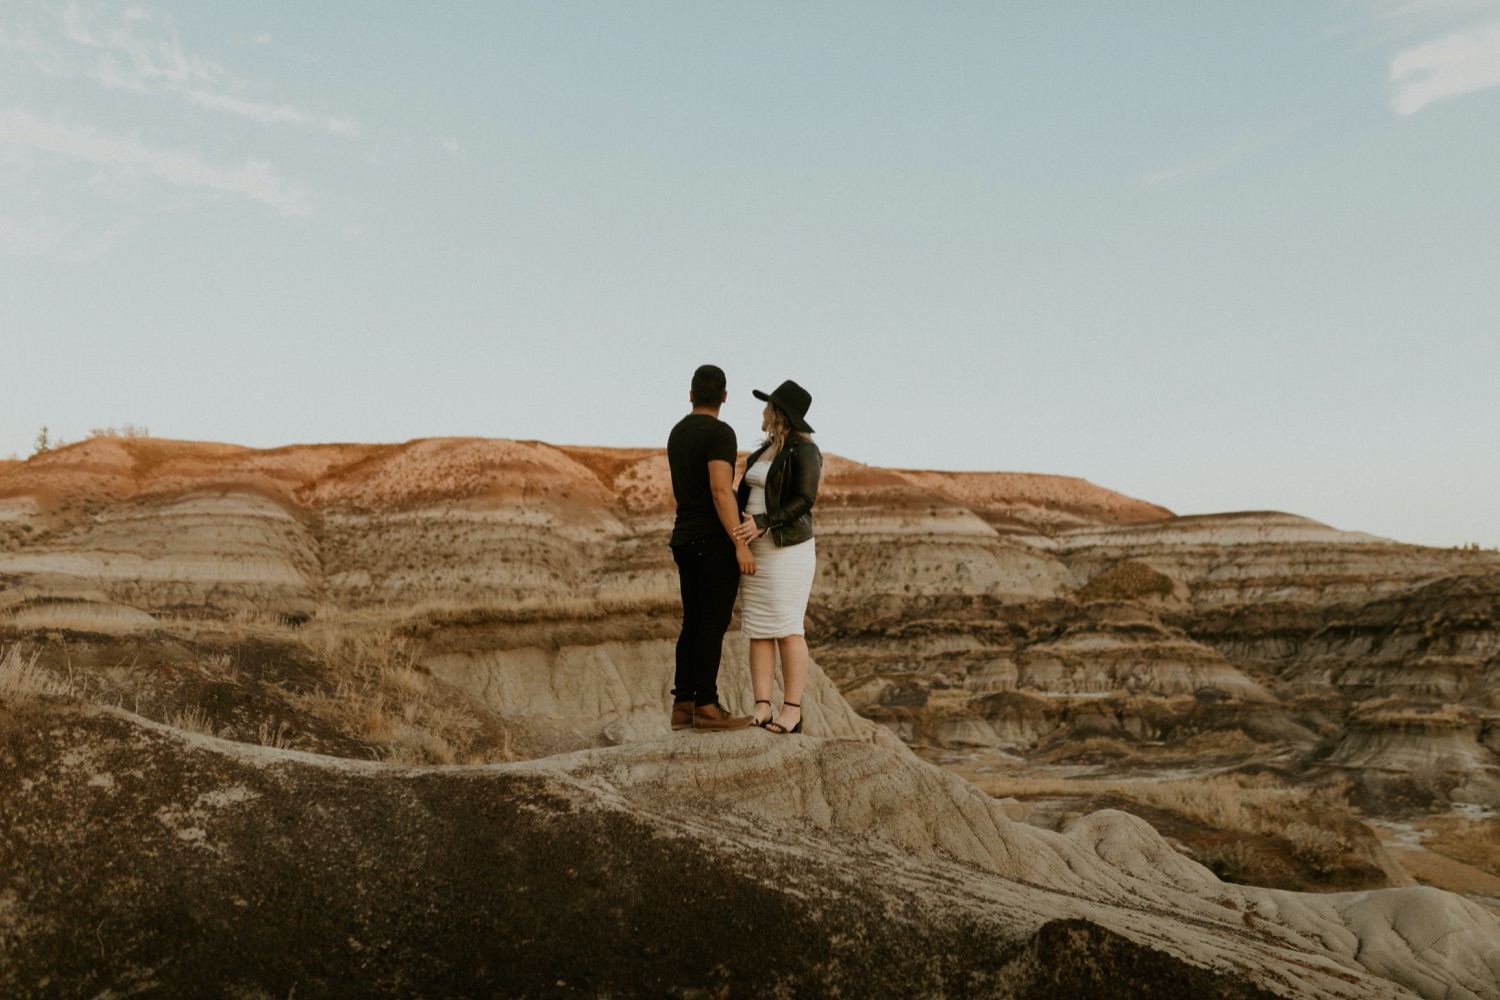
[{"xmin": 3, "ymin": 438, "xmax": 1499, "ymax": 796}]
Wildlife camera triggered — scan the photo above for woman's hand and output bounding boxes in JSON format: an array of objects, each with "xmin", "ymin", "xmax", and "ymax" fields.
[{"xmin": 733, "ymin": 511, "xmax": 762, "ymax": 544}]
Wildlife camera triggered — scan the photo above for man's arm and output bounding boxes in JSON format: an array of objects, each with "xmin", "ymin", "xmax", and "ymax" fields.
[{"xmin": 709, "ymin": 459, "xmax": 755, "ymax": 574}]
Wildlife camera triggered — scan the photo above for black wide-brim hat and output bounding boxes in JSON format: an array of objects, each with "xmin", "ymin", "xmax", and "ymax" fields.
[{"xmin": 753, "ymin": 379, "xmax": 815, "ymax": 434}]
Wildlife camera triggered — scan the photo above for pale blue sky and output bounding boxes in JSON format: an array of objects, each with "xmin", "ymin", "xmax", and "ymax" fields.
[{"xmin": 2, "ymin": 2, "xmax": 1497, "ymax": 548}]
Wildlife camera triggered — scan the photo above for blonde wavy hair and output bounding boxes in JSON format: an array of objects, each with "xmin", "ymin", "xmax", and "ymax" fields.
[{"xmin": 760, "ymin": 405, "xmax": 811, "ymax": 455}]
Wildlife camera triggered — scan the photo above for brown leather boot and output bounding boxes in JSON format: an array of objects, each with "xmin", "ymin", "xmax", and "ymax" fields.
[
  {"xmin": 693, "ymin": 702, "xmax": 752, "ymax": 731},
  {"xmin": 670, "ymin": 700, "xmax": 695, "ymax": 731}
]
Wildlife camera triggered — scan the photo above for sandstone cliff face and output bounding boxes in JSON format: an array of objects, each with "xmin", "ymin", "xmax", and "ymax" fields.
[{"xmin": 3, "ymin": 436, "xmax": 1499, "ymax": 997}]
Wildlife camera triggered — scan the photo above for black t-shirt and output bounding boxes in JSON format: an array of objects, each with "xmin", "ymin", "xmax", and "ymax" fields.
[{"xmin": 667, "ymin": 413, "xmax": 738, "ymax": 545}]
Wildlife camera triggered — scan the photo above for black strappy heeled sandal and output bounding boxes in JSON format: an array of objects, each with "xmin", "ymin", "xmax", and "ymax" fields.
[
  {"xmin": 764, "ymin": 701, "xmax": 802, "ymax": 735},
  {"xmin": 752, "ymin": 699, "xmax": 773, "ymax": 728}
]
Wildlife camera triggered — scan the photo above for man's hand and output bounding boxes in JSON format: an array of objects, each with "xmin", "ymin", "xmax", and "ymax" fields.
[
  {"xmin": 736, "ymin": 541, "xmax": 756, "ymax": 575},
  {"xmin": 733, "ymin": 511, "xmax": 763, "ymax": 544}
]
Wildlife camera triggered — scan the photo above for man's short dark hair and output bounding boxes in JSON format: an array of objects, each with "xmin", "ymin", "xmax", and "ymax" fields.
[{"xmin": 690, "ymin": 364, "xmax": 727, "ymax": 406}]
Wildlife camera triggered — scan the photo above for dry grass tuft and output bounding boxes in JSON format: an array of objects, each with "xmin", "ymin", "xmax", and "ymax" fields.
[
  {"xmin": 978, "ymin": 771, "xmax": 1358, "ymax": 848},
  {"xmin": 202, "ymin": 651, "xmax": 238, "ymax": 681},
  {"xmin": 0, "ymin": 644, "xmax": 72, "ymax": 701},
  {"xmin": 1128, "ymin": 775, "xmax": 1355, "ymax": 843},
  {"xmin": 1179, "ymin": 729, "xmax": 1264, "ymax": 757},
  {"xmin": 292, "ymin": 625, "xmax": 486, "ymax": 764},
  {"xmin": 165, "ymin": 705, "xmax": 217, "ymax": 736},
  {"xmin": 1420, "ymin": 815, "xmax": 1500, "ymax": 876},
  {"xmin": 1037, "ymin": 736, "xmax": 1139, "ymax": 764},
  {"xmin": 257, "ymin": 719, "xmax": 293, "ymax": 750},
  {"xmin": 403, "ymin": 577, "xmax": 680, "ymax": 627},
  {"xmin": 981, "ymin": 769, "xmax": 1374, "ymax": 884}
]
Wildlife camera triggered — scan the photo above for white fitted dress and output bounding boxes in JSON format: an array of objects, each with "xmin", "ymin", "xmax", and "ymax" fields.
[{"xmin": 740, "ymin": 459, "xmax": 817, "ymax": 638}]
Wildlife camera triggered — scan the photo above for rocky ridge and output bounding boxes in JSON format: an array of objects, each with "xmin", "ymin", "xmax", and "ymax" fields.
[{"xmin": 5, "ymin": 698, "xmax": 1499, "ymax": 998}]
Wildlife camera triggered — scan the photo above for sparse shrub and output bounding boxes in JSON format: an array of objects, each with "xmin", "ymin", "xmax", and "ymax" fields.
[
  {"xmin": 1286, "ymin": 823, "xmax": 1344, "ymax": 873},
  {"xmin": 291, "ymin": 625, "xmax": 484, "ymax": 764},
  {"xmin": 87, "ymin": 423, "xmax": 150, "ymax": 439},
  {"xmin": 1197, "ymin": 840, "xmax": 1254, "ymax": 881}
]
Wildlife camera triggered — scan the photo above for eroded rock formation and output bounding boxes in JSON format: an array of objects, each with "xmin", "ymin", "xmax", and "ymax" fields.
[{"xmin": 3, "ymin": 435, "xmax": 1499, "ymax": 996}]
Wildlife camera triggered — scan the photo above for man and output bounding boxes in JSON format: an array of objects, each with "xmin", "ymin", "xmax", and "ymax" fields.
[{"xmin": 667, "ymin": 364, "xmax": 754, "ymax": 731}]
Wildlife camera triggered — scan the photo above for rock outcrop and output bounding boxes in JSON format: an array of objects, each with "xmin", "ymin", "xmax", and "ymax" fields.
[{"xmin": 4, "ymin": 699, "xmax": 1498, "ymax": 999}]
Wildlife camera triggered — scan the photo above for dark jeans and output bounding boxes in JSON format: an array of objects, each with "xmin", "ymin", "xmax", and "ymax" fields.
[{"xmin": 672, "ymin": 536, "xmax": 740, "ymax": 707}]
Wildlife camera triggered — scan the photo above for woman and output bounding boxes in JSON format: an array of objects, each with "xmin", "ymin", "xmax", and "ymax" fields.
[{"xmin": 732, "ymin": 379, "xmax": 823, "ymax": 735}]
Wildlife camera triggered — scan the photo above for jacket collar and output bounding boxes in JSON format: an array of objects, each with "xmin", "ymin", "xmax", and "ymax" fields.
[
  {"xmin": 746, "ymin": 435, "xmax": 800, "ymax": 475},
  {"xmin": 765, "ymin": 435, "xmax": 806, "ymax": 479}
]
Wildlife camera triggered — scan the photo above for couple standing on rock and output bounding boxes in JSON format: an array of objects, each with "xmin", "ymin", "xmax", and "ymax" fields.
[{"xmin": 667, "ymin": 364, "xmax": 823, "ymax": 736}]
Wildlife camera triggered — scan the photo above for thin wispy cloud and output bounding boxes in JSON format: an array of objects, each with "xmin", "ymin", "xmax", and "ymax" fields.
[
  {"xmin": 0, "ymin": 23, "xmax": 67, "ymax": 75},
  {"xmin": 0, "ymin": 107, "xmax": 310, "ymax": 215},
  {"xmin": 1142, "ymin": 149, "xmax": 1246, "ymax": 189},
  {"xmin": 62, "ymin": 0, "xmax": 220, "ymax": 89},
  {"xmin": 184, "ymin": 89, "xmax": 360, "ymax": 136},
  {"xmin": 1389, "ymin": 18, "xmax": 1500, "ymax": 113},
  {"xmin": 0, "ymin": 214, "xmax": 70, "ymax": 259},
  {"xmin": 41, "ymin": 1, "xmax": 361, "ymax": 135},
  {"xmin": 0, "ymin": 213, "xmax": 128, "ymax": 261},
  {"xmin": 1140, "ymin": 126, "xmax": 1298, "ymax": 190}
]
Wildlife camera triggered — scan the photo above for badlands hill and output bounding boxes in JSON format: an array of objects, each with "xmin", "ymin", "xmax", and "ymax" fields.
[{"xmin": 2, "ymin": 435, "xmax": 1499, "ymax": 998}]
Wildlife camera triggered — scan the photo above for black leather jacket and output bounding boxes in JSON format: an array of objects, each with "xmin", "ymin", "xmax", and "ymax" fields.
[{"xmin": 736, "ymin": 435, "xmax": 822, "ymax": 547}]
